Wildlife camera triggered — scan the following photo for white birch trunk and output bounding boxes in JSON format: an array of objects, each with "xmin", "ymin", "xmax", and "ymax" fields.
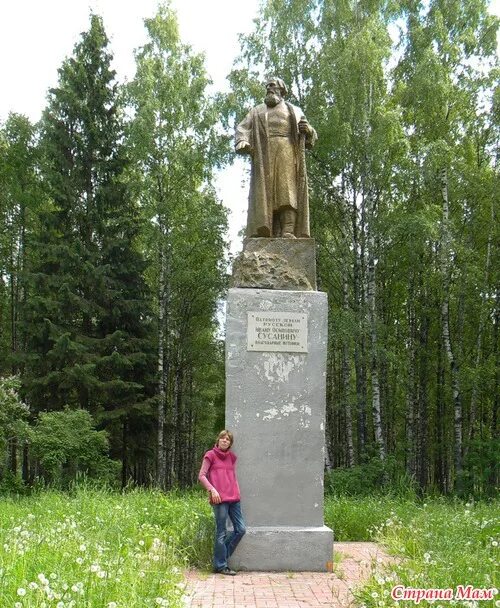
[
  {"xmin": 439, "ymin": 167, "xmax": 462, "ymax": 483},
  {"xmin": 366, "ymin": 191, "xmax": 385, "ymax": 461},
  {"xmin": 156, "ymin": 240, "xmax": 167, "ymax": 489}
]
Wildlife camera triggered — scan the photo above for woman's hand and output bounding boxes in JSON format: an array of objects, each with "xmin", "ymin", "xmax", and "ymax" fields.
[{"xmin": 210, "ymin": 488, "xmax": 222, "ymax": 504}]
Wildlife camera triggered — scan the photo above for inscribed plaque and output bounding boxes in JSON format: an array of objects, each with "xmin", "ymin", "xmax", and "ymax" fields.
[{"xmin": 247, "ymin": 311, "xmax": 308, "ymax": 352}]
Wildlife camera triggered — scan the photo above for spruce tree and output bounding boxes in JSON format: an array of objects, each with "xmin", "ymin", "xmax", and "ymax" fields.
[{"xmin": 24, "ymin": 14, "xmax": 153, "ymax": 482}]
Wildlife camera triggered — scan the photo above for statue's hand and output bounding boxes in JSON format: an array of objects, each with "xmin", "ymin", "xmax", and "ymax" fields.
[
  {"xmin": 298, "ymin": 119, "xmax": 311, "ymax": 135},
  {"xmin": 235, "ymin": 141, "xmax": 251, "ymax": 154}
]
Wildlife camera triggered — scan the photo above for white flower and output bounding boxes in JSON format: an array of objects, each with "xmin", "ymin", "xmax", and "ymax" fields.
[
  {"xmin": 97, "ymin": 570, "xmax": 107, "ymax": 578},
  {"xmin": 71, "ymin": 585, "xmax": 79, "ymax": 592},
  {"xmin": 492, "ymin": 540, "xmax": 498, "ymax": 547},
  {"xmin": 29, "ymin": 582, "xmax": 39, "ymax": 590},
  {"xmin": 57, "ymin": 602, "xmax": 65, "ymax": 608},
  {"xmin": 79, "ymin": 544, "xmax": 87, "ymax": 552},
  {"xmin": 76, "ymin": 557, "xmax": 83, "ymax": 565},
  {"xmin": 139, "ymin": 571, "xmax": 145, "ymax": 578},
  {"xmin": 90, "ymin": 564, "xmax": 99, "ymax": 572},
  {"xmin": 17, "ymin": 588, "xmax": 27, "ymax": 596},
  {"xmin": 371, "ymin": 591, "xmax": 379, "ymax": 598},
  {"xmin": 423, "ymin": 552, "xmax": 431, "ymax": 563},
  {"xmin": 38, "ymin": 573, "xmax": 49, "ymax": 585},
  {"xmin": 15, "ymin": 603, "xmax": 22, "ymax": 608},
  {"xmin": 139, "ymin": 540, "xmax": 145, "ymax": 546},
  {"xmin": 107, "ymin": 603, "xmax": 118, "ymax": 608}
]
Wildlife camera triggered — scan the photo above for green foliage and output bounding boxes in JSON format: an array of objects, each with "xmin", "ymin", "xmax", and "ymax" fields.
[
  {"xmin": 357, "ymin": 498, "xmax": 500, "ymax": 607},
  {"xmin": 0, "ymin": 376, "xmax": 29, "ymax": 486},
  {"xmin": 30, "ymin": 408, "xmax": 118, "ymax": 487},
  {"xmin": 325, "ymin": 456, "xmax": 418, "ymax": 499}
]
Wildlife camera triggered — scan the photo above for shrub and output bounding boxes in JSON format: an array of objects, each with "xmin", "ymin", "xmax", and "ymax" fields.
[{"xmin": 30, "ymin": 407, "xmax": 119, "ymax": 487}]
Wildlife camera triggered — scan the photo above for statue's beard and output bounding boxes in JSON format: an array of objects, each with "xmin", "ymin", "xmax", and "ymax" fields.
[{"xmin": 265, "ymin": 92, "xmax": 281, "ymax": 107}]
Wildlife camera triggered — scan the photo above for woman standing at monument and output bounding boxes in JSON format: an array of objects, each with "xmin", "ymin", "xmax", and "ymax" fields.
[{"xmin": 198, "ymin": 430, "xmax": 246, "ymax": 575}]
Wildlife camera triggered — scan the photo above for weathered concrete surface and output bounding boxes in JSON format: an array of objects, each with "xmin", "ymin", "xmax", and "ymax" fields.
[
  {"xmin": 225, "ymin": 288, "xmax": 333, "ymax": 571},
  {"xmin": 231, "ymin": 238, "xmax": 317, "ymax": 291},
  {"xmin": 230, "ymin": 526, "xmax": 334, "ymax": 572}
]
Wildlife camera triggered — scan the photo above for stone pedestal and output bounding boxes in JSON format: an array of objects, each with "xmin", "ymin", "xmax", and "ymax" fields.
[{"xmin": 225, "ymin": 288, "xmax": 334, "ymax": 571}]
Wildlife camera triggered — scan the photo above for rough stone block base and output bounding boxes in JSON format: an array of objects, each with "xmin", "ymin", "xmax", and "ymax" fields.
[
  {"xmin": 231, "ymin": 238, "xmax": 317, "ymax": 290},
  {"xmin": 229, "ymin": 526, "xmax": 334, "ymax": 572}
]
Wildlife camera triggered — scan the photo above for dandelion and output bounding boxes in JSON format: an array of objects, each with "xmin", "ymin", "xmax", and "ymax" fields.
[
  {"xmin": 17, "ymin": 588, "xmax": 27, "ymax": 596},
  {"xmin": 492, "ymin": 540, "xmax": 498, "ymax": 547},
  {"xmin": 97, "ymin": 570, "xmax": 107, "ymax": 578},
  {"xmin": 29, "ymin": 582, "xmax": 38, "ymax": 590},
  {"xmin": 79, "ymin": 544, "xmax": 87, "ymax": 552},
  {"xmin": 139, "ymin": 540, "xmax": 145, "ymax": 546},
  {"xmin": 423, "ymin": 552, "xmax": 431, "ymax": 563},
  {"xmin": 371, "ymin": 591, "xmax": 379, "ymax": 598},
  {"xmin": 76, "ymin": 557, "xmax": 84, "ymax": 565},
  {"xmin": 15, "ymin": 603, "xmax": 22, "ymax": 608},
  {"xmin": 71, "ymin": 585, "xmax": 79, "ymax": 592},
  {"xmin": 90, "ymin": 564, "xmax": 99, "ymax": 572},
  {"xmin": 107, "ymin": 603, "xmax": 118, "ymax": 608}
]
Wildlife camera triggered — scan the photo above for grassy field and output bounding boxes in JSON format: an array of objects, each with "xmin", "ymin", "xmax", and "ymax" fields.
[
  {"xmin": 0, "ymin": 486, "xmax": 213, "ymax": 608},
  {"xmin": 326, "ymin": 495, "xmax": 499, "ymax": 607},
  {"xmin": 0, "ymin": 487, "xmax": 498, "ymax": 607}
]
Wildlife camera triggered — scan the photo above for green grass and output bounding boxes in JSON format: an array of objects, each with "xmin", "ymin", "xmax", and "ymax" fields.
[
  {"xmin": 0, "ymin": 485, "xmax": 213, "ymax": 607},
  {"xmin": 325, "ymin": 495, "xmax": 499, "ymax": 607},
  {"xmin": 1, "ymin": 487, "xmax": 498, "ymax": 607}
]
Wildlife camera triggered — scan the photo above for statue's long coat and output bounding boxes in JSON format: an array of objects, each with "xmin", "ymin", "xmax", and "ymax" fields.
[{"xmin": 235, "ymin": 101, "xmax": 317, "ymax": 238}]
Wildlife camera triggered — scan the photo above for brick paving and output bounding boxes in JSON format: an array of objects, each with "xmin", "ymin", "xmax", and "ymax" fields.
[{"xmin": 183, "ymin": 542, "xmax": 395, "ymax": 608}]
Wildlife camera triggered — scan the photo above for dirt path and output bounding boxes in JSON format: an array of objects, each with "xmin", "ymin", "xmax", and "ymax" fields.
[{"xmin": 183, "ymin": 541, "xmax": 395, "ymax": 607}]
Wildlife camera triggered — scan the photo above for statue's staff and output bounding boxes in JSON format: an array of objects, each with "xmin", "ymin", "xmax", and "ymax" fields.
[
  {"xmin": 296, "ymin": 115, "xmax": 311, "ymax": 237},
  {"xmin": 297, "ymin": 115, "xmax": 307, "ymax": 211}
]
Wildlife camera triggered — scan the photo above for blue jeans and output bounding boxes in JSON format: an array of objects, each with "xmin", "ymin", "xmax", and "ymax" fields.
[{"xmin": 212, "ymin": 501, "xmax": 246, "ymax": 571}]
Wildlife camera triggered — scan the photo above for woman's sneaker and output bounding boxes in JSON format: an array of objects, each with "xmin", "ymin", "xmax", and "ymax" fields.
[{"xmin": 215, "ymin": 567, "xmax": 237, "ymax": 576}]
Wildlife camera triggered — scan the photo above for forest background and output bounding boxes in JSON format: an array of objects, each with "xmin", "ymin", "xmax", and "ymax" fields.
[{"xmin": 0, "ymin": 0, "xmax": 498, "ymax": 498}]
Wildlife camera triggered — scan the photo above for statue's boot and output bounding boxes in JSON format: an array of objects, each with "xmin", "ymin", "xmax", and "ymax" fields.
[{"xmin": 281, "ymin": 208, "xmax": 297, "ymax": 238}]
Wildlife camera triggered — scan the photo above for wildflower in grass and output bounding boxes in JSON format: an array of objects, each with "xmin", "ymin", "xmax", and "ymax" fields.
[
  {"xmin": 17, "ymin": 588, "xmax": 26, "ymax": 596},
  {"xmin": 90, "ymin": 564, "xmax": 99, "ymax": 572},
  {"xmin": 371, "ymin": 591, "xmax": 379, "ymax": 598},
  {"xmin": 492, "ymin": 540, "xmax": 498, "ymax": 547},
  {"xmin": 107, "ymin": 603, "xmax": 117, "ymax": 608},
  {"xmin": 76, "ymin": 556, "xmax": 83, "ymax": 564}
]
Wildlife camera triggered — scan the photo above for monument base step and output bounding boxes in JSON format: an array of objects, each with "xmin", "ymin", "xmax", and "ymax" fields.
[{"xmin": 229, "ymin": 525, "xmax": 334, "ymax": 572}]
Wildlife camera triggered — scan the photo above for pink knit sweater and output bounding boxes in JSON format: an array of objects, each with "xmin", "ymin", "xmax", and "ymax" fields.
[{"xmin": 198, "ymin": 446, "xmax": 241, "ymax": 503}]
